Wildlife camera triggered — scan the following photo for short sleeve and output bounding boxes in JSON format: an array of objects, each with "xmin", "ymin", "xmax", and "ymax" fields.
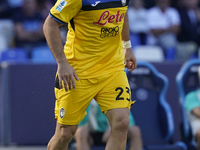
[
  {"xmin": 185, "ymin": 90, "xmax": 200, "ymax": 112},
  {"xmin": 50, "ymin": 0, "xmax": 82, "ymax": 24}
]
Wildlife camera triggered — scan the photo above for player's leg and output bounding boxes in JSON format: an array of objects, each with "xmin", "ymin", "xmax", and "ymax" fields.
[
  {"xmin": 74, "ymin": 126, "xmax": 91, "ymax": 150},
  {"xmin": 48, "ymin": 77, "xmax": 97, "ymax": 150},
  {"xmin": 95, "ymin": 70, "xmax": 135, "ymax": 150},
  {"xmin": 127, "ymin": 125, "xmax": 143, "ymax": 150},
  {"xmin": 105, "ymin": 108, "xmax": 130, "ymax": 150},
  {"xmin": 197, "ymin": 129, "xmax": 200, "ymax": 150},
  {"xmin": 47, "ymin": 122, "xmax": 78, "ymax": 150}
]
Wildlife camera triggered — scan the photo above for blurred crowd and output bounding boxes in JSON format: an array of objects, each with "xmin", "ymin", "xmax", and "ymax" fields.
[
  {"xmin": 0, "ymin": 0, "xmax": 67, "ymax": 59},
  {"xmin": 0, "ymin": 0, "xmax": 200, "ymax": 61},
  {"xmin": 128, "ymin": 0, "xmax": 200, "ymax": 62}
]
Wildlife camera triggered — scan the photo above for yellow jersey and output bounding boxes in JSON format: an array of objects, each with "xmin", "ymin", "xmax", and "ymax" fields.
[{"xmin": 50, "ymin": 0, "xmax": 130, "ymax": 78}]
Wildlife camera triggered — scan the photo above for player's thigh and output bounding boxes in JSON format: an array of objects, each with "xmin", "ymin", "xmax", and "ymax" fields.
[
  {"xmin": 54, "ymin": 78, "xmax": 97, "ymax": 125},
  {"xmin": 95, "ymin": 70, "xmax": 134, "ymax": 114}
]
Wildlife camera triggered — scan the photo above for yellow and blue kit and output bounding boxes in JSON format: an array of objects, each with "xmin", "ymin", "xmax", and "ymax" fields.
[
  {"xmin": 50, "ymin": 0, "xmax": 134, "ymax": 125},
  {"xmin": 50, "ymin": 0, "xmax": 130, "ymax": 78}
]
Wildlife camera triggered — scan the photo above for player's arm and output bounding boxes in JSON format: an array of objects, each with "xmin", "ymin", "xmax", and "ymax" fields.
[
  {"xmin": 43, "ymin": 15, "xmax": 79, "ymax": 91},
  {"xmin": 122, "ymin": 12, "xmax": 137, "ymax": 71}
]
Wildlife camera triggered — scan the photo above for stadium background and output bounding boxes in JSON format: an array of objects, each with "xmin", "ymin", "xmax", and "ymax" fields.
[{"xmin": 0, "ymin": 0, "xmax": 199, "ymax": 149}]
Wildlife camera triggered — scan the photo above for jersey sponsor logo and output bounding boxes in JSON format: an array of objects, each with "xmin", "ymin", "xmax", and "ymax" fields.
[
  {"xmin": 91, "ymin": 1, "xmax": 101, "ymax": 7},
  {"xmin": 56, "ymin": 0, "xmax": 67, "ymax": 12},
  {"xmin": 60, "ymin": 108, "xmax": 65, "ymax": 118},
  {"xmin": 100, "ymin": 26, "xmax": 119, "ymax": 38},
  {"xmin": 93, "ymin": 10, "xmax": 125, "ymax": 26}
]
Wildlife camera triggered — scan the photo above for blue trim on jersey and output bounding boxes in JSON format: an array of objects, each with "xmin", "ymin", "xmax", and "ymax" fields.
[
  {"xmin": 49, "ymin": 13, "xmax": 67, "ymax": 25},
  {"xmin": 82, "ymin": 0, "xmax": 121, "ymax": 6}
]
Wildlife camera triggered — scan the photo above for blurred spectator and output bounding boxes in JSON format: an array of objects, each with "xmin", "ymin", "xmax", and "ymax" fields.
[
  {"xmin": 177, "ymin": 0, "xmax": 200, "ymax": 61},
  {"xmin": 37, "ymin": 0, "xmax": 54, "ymax": 19},
  {"xmin": 128, "ymin": 0, "xmax": 149, "ymax": 45},
  {"xmin": 12, "ymin": 0, "xmax": 46, "ymax": 58},
  {"xmin": 36, "ymin": 0, "xmax": 67, "ymax": 45},
  {"xmin": 74, "ymin": 99, "xmax": 143, "ymax": 150},
  {"xmin": 7, "ymin": 0, "xmax": 23, "ymax": 8},
  {"xmin": 171, "ymin": 0, "xmax": 179, "ymax": 9},
  {"xmin": 0, "ymin": 0, "xmax": 15, "ymax": 55},
  {"xmin": 144, "ymin": 0, "xmax": 155, "ymax": 8},
  {"xmin": 185, "ymin": 67, "xmax": 200, "ymax": 150},
  {"xmin": 147, "ymin": 0, "xmax": 180, "ymax": 60},
  {"xmin": 176, "ymin": 0, "xmax": 185, "ymax": 9},
  {"xmin": 49, "ymin": 0, "xmax": 56, "ymax": 5},
  {"xmin": 0, "ymin": 0, "xmax": 11, "ymax": 19},
  {"xmin": 0, "ymin": 20, "xmax": 14, "ymax": 54}
]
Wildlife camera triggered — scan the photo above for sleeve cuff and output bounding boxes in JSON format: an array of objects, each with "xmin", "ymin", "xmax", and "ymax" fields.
[{"xmin": 49, "ymin": 12, "xmax": 67, "ymax": 25}]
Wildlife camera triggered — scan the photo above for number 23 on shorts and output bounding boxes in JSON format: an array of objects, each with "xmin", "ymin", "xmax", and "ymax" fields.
[{"xmin": 115, "ymin": 86, "xmax": 131, "ymax": 101}]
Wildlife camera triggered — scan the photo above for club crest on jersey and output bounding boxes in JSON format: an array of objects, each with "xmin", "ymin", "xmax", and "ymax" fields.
[
  {"xmin": 121, "ymin": 0, "xmax": 126, "ymax": 6},
  {"xmin": 56, "ymin": 0, "xmax": 67, "ymax": 12},
  {"xmin": 60, "ymin": 108, "xmax": 65, "ymax": 119}
]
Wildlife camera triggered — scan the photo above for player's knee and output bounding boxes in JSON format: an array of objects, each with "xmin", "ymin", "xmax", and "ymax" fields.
[
  {"xmin": 75, "ymin": 126, "xmax": 89, "ymax": 140},
  {"xmin": 60, "ymin": 132, "xmax": 72, "ymax": 144},
  {"xmin": 113, "ymin": 117, "xmax": 129, "ymax": 132},
  {"xmin": 60, "ymin": 127, "xmax": 76, "ymax": 144}
]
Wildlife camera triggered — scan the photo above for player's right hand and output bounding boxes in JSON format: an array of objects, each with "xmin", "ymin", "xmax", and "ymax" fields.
[
  {"xmin": 124, "ymin": 47, "xmax": 137, "ymax": 71},
  {"xmin": 57, "ymin": 61, "xmax": 79, "ymax": 92}
]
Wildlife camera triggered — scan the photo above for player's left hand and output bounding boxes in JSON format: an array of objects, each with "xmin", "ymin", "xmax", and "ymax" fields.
[{"xmin": 124, "ymin": 48, "xmax": 137, "ymax": 71}]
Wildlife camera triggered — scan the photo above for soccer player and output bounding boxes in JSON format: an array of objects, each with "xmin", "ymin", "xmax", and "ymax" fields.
[{"xmin": 43, "ymin": 0, "xmax": 137, "ymax": 149}]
